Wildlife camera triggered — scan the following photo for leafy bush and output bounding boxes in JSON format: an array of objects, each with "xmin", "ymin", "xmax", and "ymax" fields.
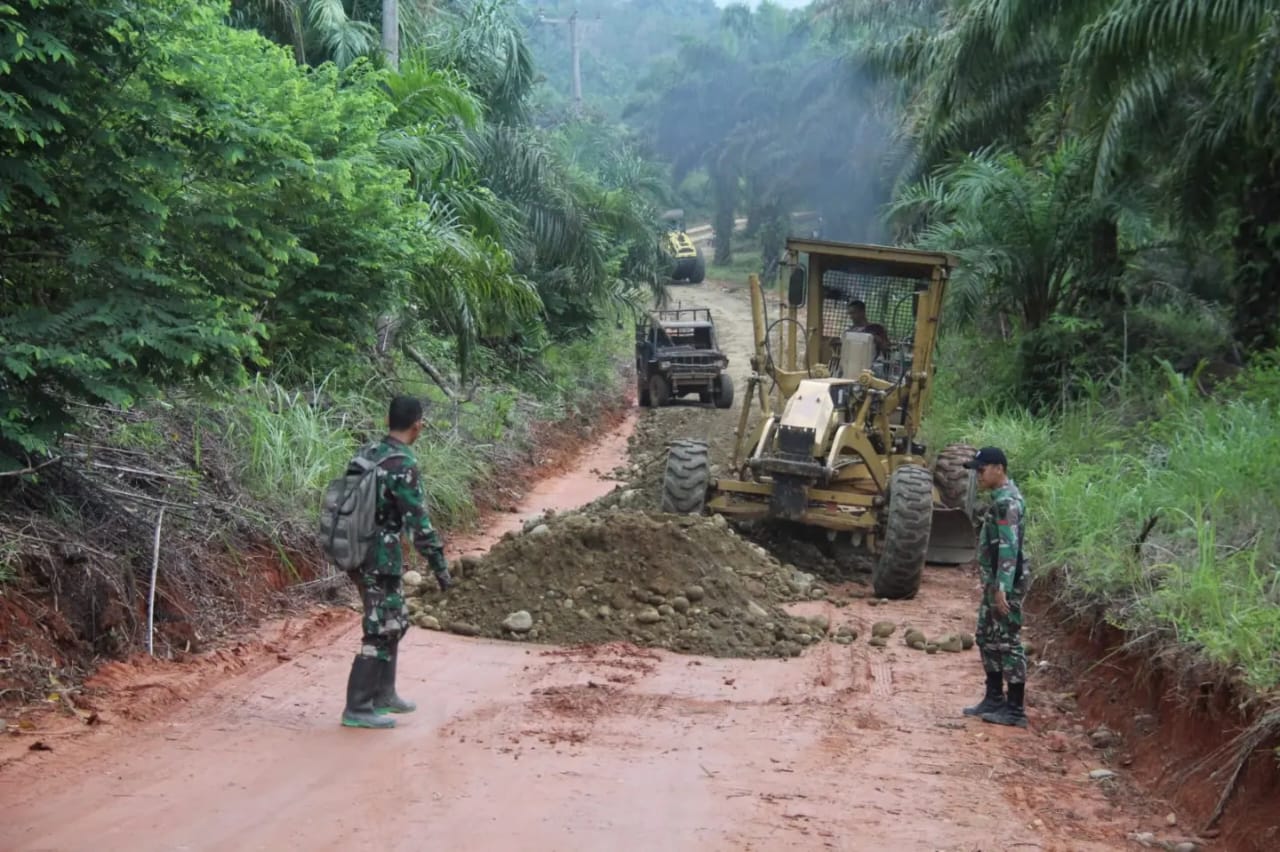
[
  {"xmin": 0, "ymin": 2, "xmax": 460, "ymax": 466},
  {"xmin": 1, "ymin": 1, "xmax": 651, "ymax": 473}
]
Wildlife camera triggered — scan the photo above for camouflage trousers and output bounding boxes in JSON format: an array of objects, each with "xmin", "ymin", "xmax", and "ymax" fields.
[
  {"xmin": 348, "ymin": 571, "xmax": 408, "ymax": 661},
  {"xmin": 975, "ymin": 590, "xmax": 1027, "ymax": 684}
]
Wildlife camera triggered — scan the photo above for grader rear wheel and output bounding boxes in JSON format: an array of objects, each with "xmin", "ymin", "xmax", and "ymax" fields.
[
  {"xmin": 933, "ymin": 443, "xmax": 976, "ymax": 509},
  {"xmin": 873, "ymin": 465, "xmax": 933, "ymax": 599},
  {"xmin": 661, "ymin": 440, "xmax": 710, "ymax": 514}
]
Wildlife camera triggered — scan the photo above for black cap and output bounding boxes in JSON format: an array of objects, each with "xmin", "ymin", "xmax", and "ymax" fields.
[{"xmin": 962, "ymin": 446, "xmax": 1008, "ymax": 469}]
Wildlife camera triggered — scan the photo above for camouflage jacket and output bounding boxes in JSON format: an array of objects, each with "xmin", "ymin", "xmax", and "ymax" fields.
[
  {"xmin": 359, "ymin": 436, "xmax": 447, "ymax": 577},
  {"xmin": 977, "ymin": 479, "xmax": 1026, "ymax": 595}
]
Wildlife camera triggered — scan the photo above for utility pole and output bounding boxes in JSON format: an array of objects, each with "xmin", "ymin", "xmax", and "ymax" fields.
[
  {"xmin": 569, "ymin": 11, "xmax": 581, "ymax": 113},
  {"xmin": 382, "ymin": 0, "xmax": 399, "ymax": 70},
  {"xmin": 537, "ymin": 7, "xmax": 595, "ymax": 116}
]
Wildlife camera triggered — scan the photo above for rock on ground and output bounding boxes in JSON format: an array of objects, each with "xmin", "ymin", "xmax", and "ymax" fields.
[{"xmin": 502, "ymin": 611, "xmax": 533, "ymax": 633}]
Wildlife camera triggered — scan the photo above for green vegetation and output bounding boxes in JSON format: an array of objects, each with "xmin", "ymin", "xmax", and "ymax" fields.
[
  {"xmin": 0, "ymin": 0, "xmax": 649, "ymax": 666},
  {"xmin": 220, "ymin": 322, "xmax": 627, "ymax": 529},
  {"xmin": 1, "ymin": 0, "xmax": 660, "ymax": 471},
  {"xmin": 862, "ymin": 0, "xmax": 1280, "ymax": 360},
  {"xmin": 221, "ymin": 378, "xmax": 365, "ymax": 514},
  {"xmin": 930, "ymin": 345, "xmax": 1280, "ymax": 690}
]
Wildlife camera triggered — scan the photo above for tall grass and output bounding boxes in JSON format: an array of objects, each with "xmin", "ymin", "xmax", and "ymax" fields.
[
  {"xmin": 219, "ymin": 324, "xmax": 630, "ymax": 532},
  {"xmin": 930, "ymin": 334, "xmax": 1280, "ymax": 692},
  {"xmin": 221, "ymin": 376, "xmax": 367, "ymax": 513}
]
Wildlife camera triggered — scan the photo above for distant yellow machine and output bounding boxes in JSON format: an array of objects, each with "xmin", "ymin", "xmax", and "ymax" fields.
[
  {"xmin": 660, "ymin": 237, "xmax": 977, "ymax": 599},
  {"xmin": 659, "ymin": 209, "xmax": 706, "ymax": 284}
]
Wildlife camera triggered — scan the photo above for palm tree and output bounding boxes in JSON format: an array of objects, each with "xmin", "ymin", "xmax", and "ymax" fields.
[
  {"xmin": 626, "ymin": 36, "xmax": 748, "ymax": 264},
  {"xmin": 1068, "ymin": 1, "xmax": 1280, "ymax": 349},
  {"xmin": 886, "ymin": 141, "xmax": 1146, "ymax": 332},
  {"xmin": 859, "ymin": 0, "xmax": 1280, "ymax": 349},
  {"xmin": 407, "ymin": 4, "xmax": 664, "ymax": 329},
  {"xmin": 237, "ymin": 0, "xmax": 666, "ymax": 347},
  {"xmin": 627, "ymin": 2, "xmax": 907, "ymax": 267},
  {"xmin": 229, "ymin": 0, "xmax": 376, "ymax": 67},
  {"xmin": 855, "ymin": 0, "xmax": 1078, "ymax": 184}
]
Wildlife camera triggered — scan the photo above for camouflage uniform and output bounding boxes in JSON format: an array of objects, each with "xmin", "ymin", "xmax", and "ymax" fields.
[
  {"xmin": 350, "ymin": 436, "xmax": 448, "ymax": 661},
  {"xmin": 975, "ymin": 479, "xmax": 1028, "ymax": 683}
]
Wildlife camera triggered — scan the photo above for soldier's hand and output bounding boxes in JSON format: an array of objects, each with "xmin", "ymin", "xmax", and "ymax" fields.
[
  {"xmin": 435, "ymin": 567, "xmax": 453, "ymax": 592},
  {"xmin": 994, "ymin": 588, "xmax": 1010, "ymax": 617}
]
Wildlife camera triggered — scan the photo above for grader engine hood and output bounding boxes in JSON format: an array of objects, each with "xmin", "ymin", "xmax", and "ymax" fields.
[
  {"xmin": 777, "ymin": 379, "xmax": 848, "ymax": 455},
  {"xmin": 756, "ymin": 379, "xmax": 859, "ymax": 521}
]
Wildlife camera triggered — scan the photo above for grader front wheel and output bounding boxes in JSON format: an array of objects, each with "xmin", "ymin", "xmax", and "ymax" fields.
[
  {"xmin": 933, "ymin": 442, "xmax": 976, "ymax": 509},
  {"xmin": 661, "ymin": 440, "xmax": 710, "ymax": 514},
  {"xmin": 873, "ymin": 465, "xmax": 934, "ymax": 599}
]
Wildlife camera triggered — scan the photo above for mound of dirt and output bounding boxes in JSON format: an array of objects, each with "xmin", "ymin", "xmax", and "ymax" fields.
[
  {"xmin": 588, "ymin": 412, "xmax": 876, "ymax": 587},
  {"xmin": 407, "ymin": 508, "xmax": 831, "ymax": 658},
  {"xmin": 593, "ymin": 400, "xmax": 757, "ymax": 510}
]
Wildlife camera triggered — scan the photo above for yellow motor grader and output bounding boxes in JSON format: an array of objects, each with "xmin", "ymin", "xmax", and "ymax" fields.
[
  {"xmin": 660, "ymin": 237, "xmax": 977, "ymax": 599},
  {"xmin": 659, "ymin": 208, "xmax": 707, "ymax": 284}
]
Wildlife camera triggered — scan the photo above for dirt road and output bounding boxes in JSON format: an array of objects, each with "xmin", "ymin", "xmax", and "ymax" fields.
[{"xmin": 0, "ymin": 279, "xmax": 1180, "ymax": 851}]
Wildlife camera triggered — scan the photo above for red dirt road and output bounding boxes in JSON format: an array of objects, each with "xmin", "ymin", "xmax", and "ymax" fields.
[
  {"xmin": 0, "ymin": 281, "xmax": 1179, "ymax": 851},
  {"xmin": 0, "ymin": 579, "xmax": 1169, "ymax": 851}
]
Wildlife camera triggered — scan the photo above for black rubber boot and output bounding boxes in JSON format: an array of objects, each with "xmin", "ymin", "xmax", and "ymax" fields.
[
  {"xmin": 341, "ymin": 656, "xmax": 396, "ymax": 729},
  {"xmin": 982, "ymin": 681, "xmax": 1027, "ymax": 728},
  {"xmin": 374, "ymin": 652, "xmax": 416, "ymax": 715},
  {"xmin": 963, "ymin": 670, "xmax": 1005, "ymax": 717}
]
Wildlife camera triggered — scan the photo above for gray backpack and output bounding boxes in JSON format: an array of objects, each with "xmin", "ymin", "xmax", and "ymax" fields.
[{"xmin": 319, "ymin": 446, "xmax": 407, "ymax": 570}]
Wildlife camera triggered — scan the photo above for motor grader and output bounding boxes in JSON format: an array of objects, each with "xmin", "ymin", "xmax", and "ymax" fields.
[
  {"xmin": 659, "ymin": 208, "xmax": 707, "ymax": 284},
  {"xmin": 660, "ymin": 237, "xmax": 976, "ymax": 599}
]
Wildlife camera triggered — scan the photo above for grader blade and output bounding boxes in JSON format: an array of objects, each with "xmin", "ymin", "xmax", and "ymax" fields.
[{"xmin": 926, "ymin": 507, "xmax": 976, "ymax": 565}]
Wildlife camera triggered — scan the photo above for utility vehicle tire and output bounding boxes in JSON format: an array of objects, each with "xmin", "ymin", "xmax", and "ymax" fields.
[
  {"xmin": 637, "ymin": 368, "xmax": 651, "ymax": 407},
  {"xmin": 933, "ymin": 443, "xmax": 976, "ymax": 509},
  {"xmin": 873, "ymin": 464, "xmax": 933, "ymax": 599},
  {"xmin": 713, "ymin": 373, "xmax": 734, "ymax": 409},
  {"xmin": 688, "ymin": 247, "xmax": 706, "ymax": 284},
  {"xmin": 661, "ymin": 440, "xmax": 710, "ymax": 514},
  {"xmin": 671, "ymin": 255, "xmax": 695, "ymax": 283},
  {"xmin": 648, "ymin": 374, "xmax": 670, "ymax": 408},
  {"xmin": 698, "ymin": 390, "xmax": 711, "ymax": 404}
]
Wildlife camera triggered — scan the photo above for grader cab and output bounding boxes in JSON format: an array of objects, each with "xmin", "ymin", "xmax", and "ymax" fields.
[{"xmin": 660, "ymin": 238, "xmax": 977, "ymax": 599}]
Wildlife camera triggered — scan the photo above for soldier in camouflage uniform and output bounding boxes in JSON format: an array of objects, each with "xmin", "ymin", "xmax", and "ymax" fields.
[
  {"xmin": 961, "ymin": 446, "xmax": 1029, "ymax": 728},
  {"xmin": 342, "ymin": 395, "xmax": 453, "ymax": 730}
]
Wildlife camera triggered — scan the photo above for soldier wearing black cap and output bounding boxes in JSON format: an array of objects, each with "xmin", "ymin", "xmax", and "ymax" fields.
[{"xmin": 961, "ymin": 447, "xmax": 1029, "ymax": 727}]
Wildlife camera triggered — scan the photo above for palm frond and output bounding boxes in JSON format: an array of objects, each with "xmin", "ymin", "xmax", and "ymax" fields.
[
  {"xmin": 306, "ymin": 0, "xmax": 377, "ymax": 68},
  {"xmin": 1090, "ymin": 63, "xmax": 1178, "ymax": 195}
]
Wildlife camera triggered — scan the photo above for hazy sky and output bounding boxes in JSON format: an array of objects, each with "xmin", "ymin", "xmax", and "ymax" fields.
[{"xmin": 714, "ymin": 0, "xmax": 812, "ymax": 8}]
